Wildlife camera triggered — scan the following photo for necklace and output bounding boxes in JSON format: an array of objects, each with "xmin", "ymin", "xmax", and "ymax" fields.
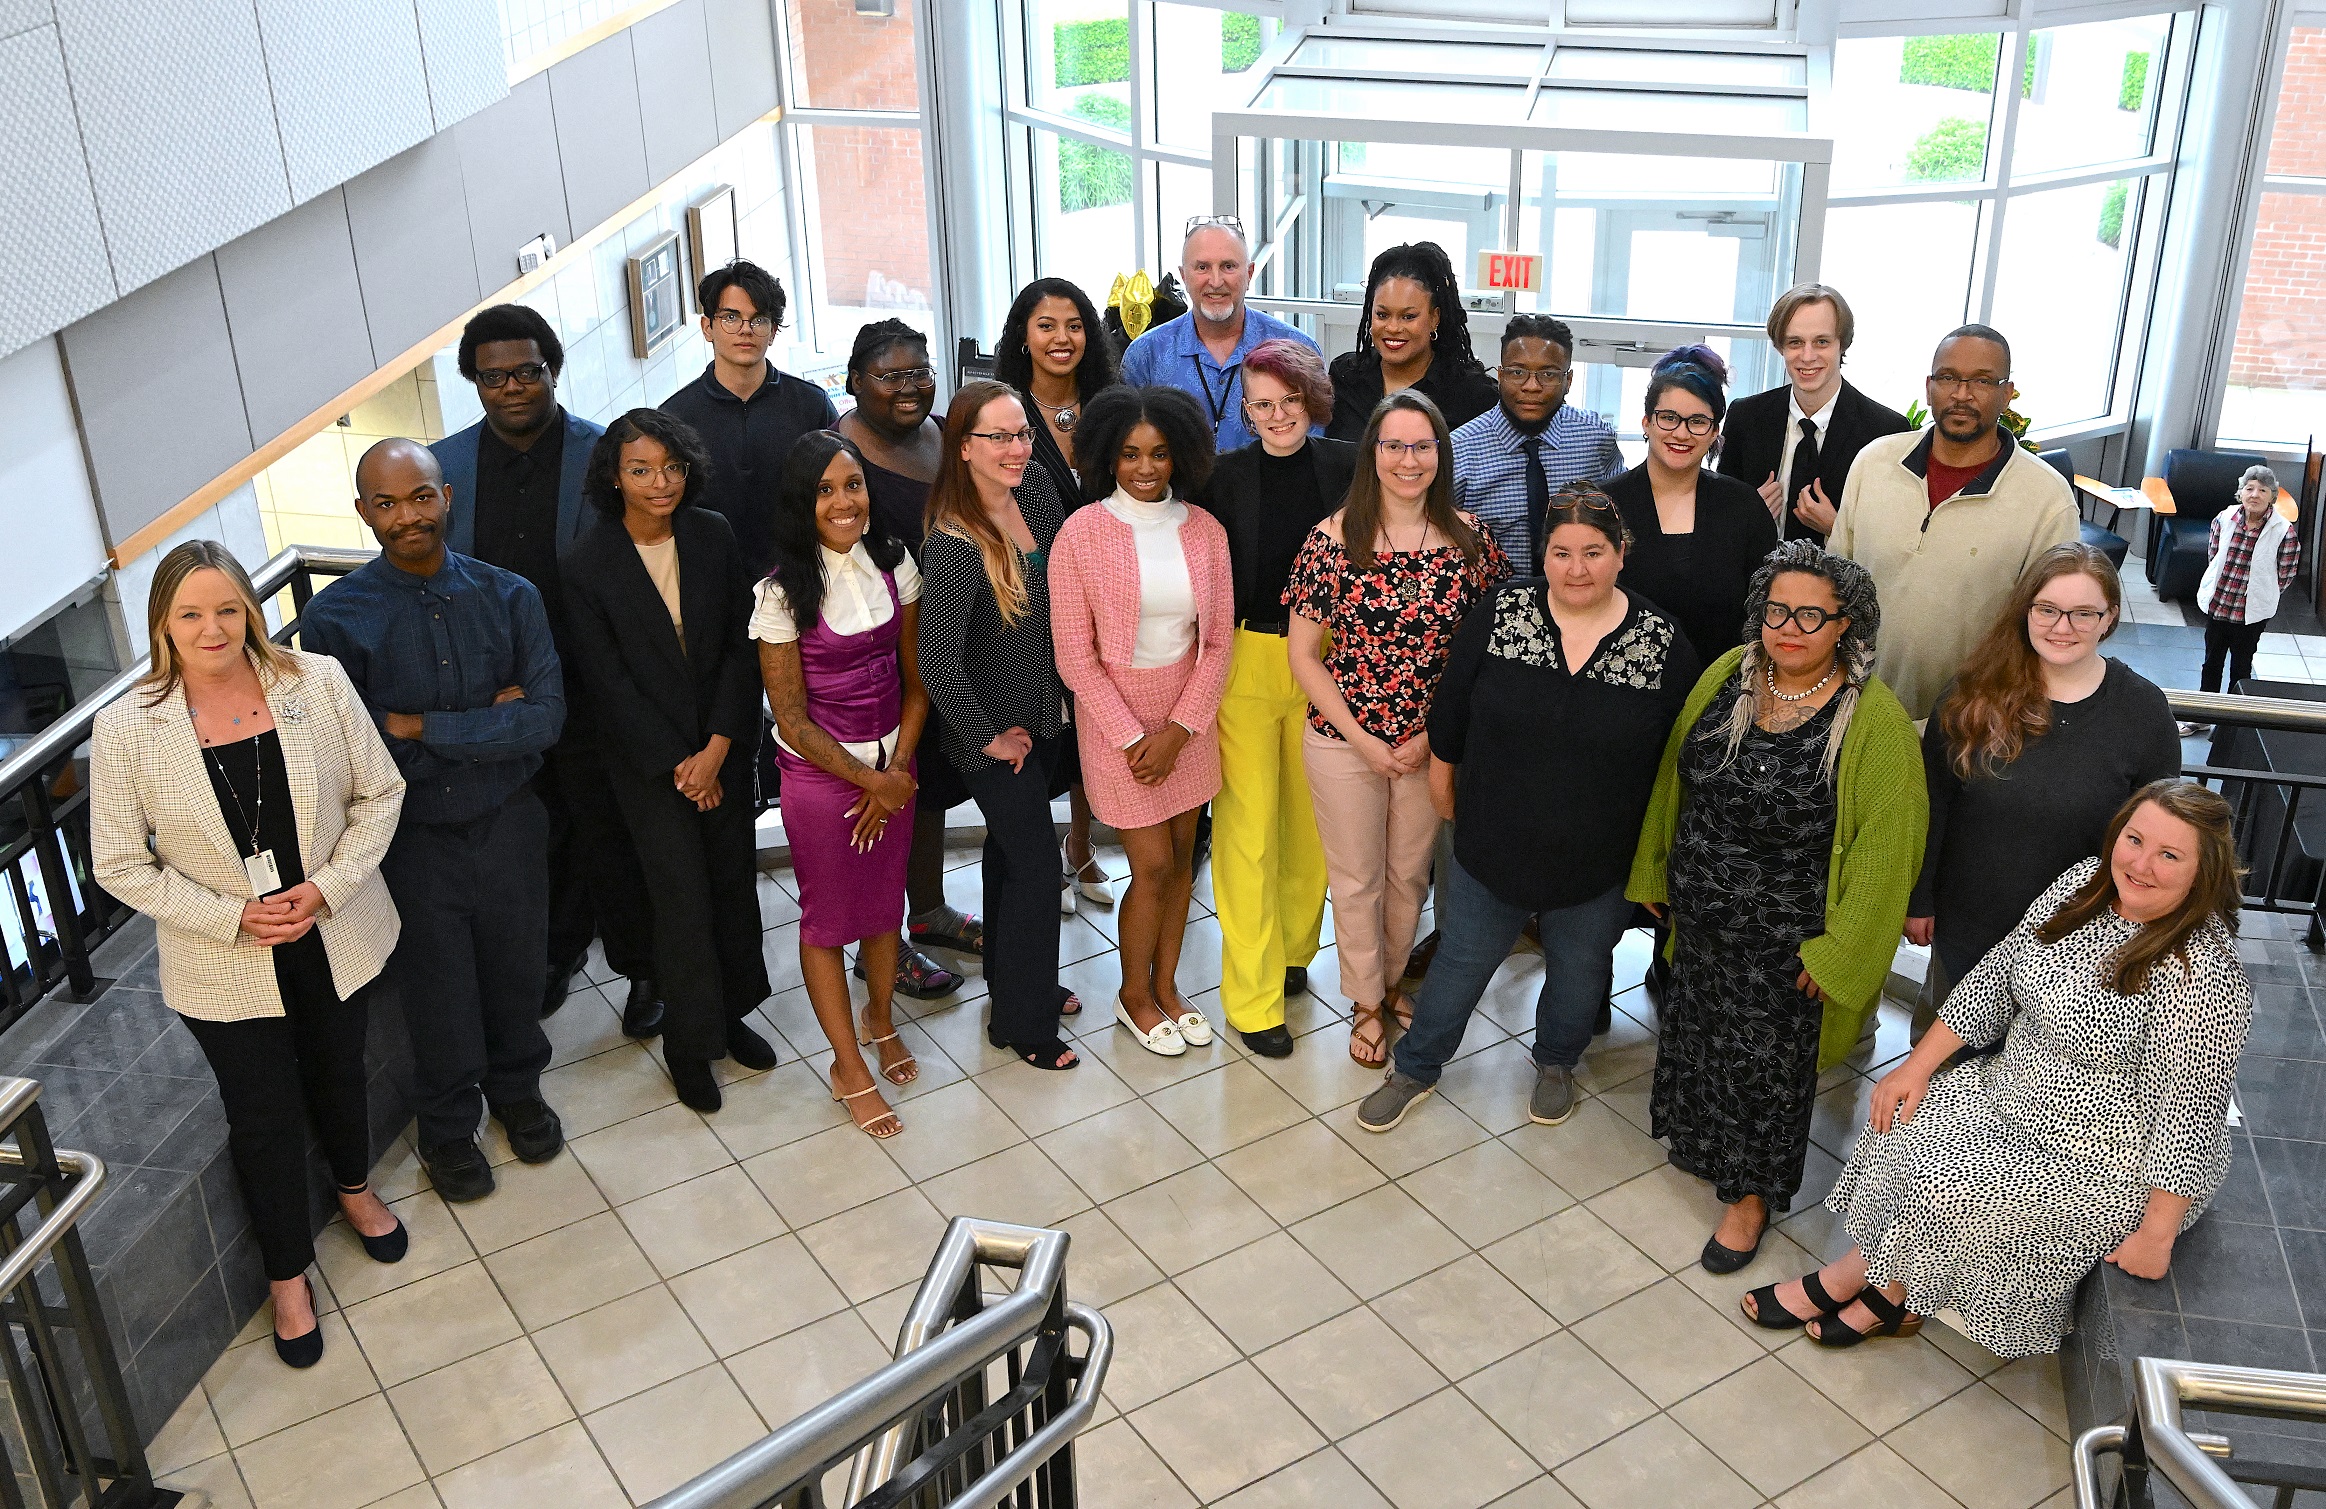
[
  {"xmin": 1765, "ymin": 661, "xmax": 1838, "ymax": 703},
  {"xmin": 1029, "ymin": 394, "xmax": 1078, "ymax": 433},
  {"xmin": 1388, "ymin": 515, "xmax": 1431, "ymax": 601}
]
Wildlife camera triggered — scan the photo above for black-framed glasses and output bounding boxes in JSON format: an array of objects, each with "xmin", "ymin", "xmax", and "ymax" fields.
[
  {"xmin": 476, "ymin": 363, "xmax": 548, "ymax": 389},
  {"xmin": 968, "ymin": 428, "xmax": 1037, "ymax": 446},
  {"xmin": 713, "ymin": 309, "xmax": 777, "ymax": 334},
  {"xmin": 1927, "ymin": 372, "xmax": 2007, "ymax": 394},
  {"xmin": 2029, "ymin": 603, "xmax": 2110, "ymax": 631},
  {"xmin": 1762, "ymin": 601, "xmax": 1840, "ymax": 633},
  {"xmin": 1648, "ymin": 408, "xmax": 1716, "ymax": 437},
  {"xmin": 866, "ymin": 366, "xmax": 935, "ymax": 390},
  {"xmin": 1494, "ymin": 365, "xmax": 1572, "ymax": 389}
]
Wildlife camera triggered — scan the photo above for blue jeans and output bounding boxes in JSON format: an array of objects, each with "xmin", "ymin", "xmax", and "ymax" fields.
[{"xmin": 1392, "ymin": 859, "xmax": 1634, "ymax": 1085}]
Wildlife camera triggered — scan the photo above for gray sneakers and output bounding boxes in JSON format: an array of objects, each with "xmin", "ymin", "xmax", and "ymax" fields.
[
  {"xmin": 1529, "ymin": 1063, "xmax": 1577, "ymax": 1126},
  {"xmin": 1356, "ymin": 1070, "xmax": 1435, "ymax": 1132}
]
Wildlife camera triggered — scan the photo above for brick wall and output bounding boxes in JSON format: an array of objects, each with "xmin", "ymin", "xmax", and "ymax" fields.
[
  {"xmin": 788, "ymin": 0, "xmax": 933, "ymax": 310},
  {"xmin": 2230, "ymin": 28, "xmax": 2326, "ymax": 390}
]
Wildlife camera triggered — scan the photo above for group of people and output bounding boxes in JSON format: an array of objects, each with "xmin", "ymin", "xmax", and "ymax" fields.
[{"xmin": 90, "ymin": 219, "xmax": 2259, "ymax": 1376}]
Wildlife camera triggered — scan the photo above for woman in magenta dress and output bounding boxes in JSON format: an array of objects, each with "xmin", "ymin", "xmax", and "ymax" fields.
[
  {"xmin": 754, "ymin": 431, "xmax": 927, "ymax": 1137},
  {"xmin": 1050, "ymin": 387, "xmax": 1234, "ymax": 1057}
]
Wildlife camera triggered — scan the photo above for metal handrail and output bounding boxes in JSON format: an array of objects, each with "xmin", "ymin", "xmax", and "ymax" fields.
[
  {"xmin": 647, "ymin": 1219, "xmax": 1110, "ymax": 1509},
  {"xmin": 2074, "ymin": 1357, "xmax": 2326, "ymax": 1508}
]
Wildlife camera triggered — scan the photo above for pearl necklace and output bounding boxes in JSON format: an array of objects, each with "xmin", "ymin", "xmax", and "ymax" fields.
[{"xmin": 1765, "ymin": 661, "xmax": 1837, "ymax": 703}]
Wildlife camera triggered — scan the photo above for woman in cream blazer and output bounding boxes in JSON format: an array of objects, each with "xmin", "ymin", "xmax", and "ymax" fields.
[{"xmin": 90, "ymin": 542, "xmax": 406, "ymax": 1368}]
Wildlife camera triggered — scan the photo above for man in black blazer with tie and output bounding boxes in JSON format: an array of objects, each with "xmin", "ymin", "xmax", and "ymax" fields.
[{"xmin": 1717, "ymin": 283, "xmax": 1913, "ymax": 543}]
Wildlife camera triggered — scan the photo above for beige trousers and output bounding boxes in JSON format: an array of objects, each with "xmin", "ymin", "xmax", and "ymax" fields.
[{"xmin": 1302, "ymin": 728, "xmax": 1441, "ymax": 1007}]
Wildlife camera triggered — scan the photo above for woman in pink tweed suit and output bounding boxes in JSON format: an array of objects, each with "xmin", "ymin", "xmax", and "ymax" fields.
[{"xmin": 1051, "ymin": 387, "xmax": 1235, "ymax": 1056}]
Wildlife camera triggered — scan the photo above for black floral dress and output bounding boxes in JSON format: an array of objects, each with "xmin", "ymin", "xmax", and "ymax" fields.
[{"xmin": 1654, "ymin": 678, "xmax": 1840, "ymax": 1210}]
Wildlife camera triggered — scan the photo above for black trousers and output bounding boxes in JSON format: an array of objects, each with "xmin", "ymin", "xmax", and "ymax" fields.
[
  {"xmin": 541, "ymin": 738, "xmax": 656, "ymax": 981},
  {"xmin": 961, "ymin": 735, "xmax": 1067, "ymax": 1049},
  {"xmin": 182, "ymin": 958, "xmax": 372, "ymax": 1283},
  {"xmin": 380, "ymin": 790, "xmax": 555, "ymax": 1147},
  {"xmin": 605, "ymin": 752, "xmax": 771, "ymax": 1063},
  {"xmin": 2201, "ymin": 612, "xmax": 2269, "ymax": 693}
]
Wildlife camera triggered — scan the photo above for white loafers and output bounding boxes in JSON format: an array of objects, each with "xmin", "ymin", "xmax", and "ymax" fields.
[
  {"xmin": 1173, "ymin": 1011, "xmax": 1214, "ymax": 1047},
  {"xmin": 1115, "ymin": 999, "xmax": 1187, "ymax": 1056}
]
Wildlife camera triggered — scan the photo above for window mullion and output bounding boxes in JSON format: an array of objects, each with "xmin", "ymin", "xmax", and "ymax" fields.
[{"xmin": 1976, "ymin": 24, "xmax": 2033, "ymax": 324}]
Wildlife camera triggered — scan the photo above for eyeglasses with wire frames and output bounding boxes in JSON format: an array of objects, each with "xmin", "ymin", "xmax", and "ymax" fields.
[
  {"xmin": 1184, "ymin": 214, "xmax": 1247, "ymax": 238},
  {"xmin": 2028, "ymin": 602, "xmax": 2110, "ymax": 631},
  {"xmin": 1926, "ymin": 372, "xmax": 2008, "ymax": 394},
  {"xmin": 475, "ymin": 363, "xmax": 548, "ymax": 389},
  {"xmin": 1762, "ymin": 601, "xmax": 1843, "ymax": 633},
  {"xmin": 1243, "ymin": 393, "xmax": 1307, "ymax": 419},
  {"xmin": 1493, "ymin": 364, "xmax": 1572, "ymax": 390},
  {"xmin": 622, "ymin": 461, "xmax": 692, "ymax": 485},
  {"xmin": 863, "ymin": 365, "xmax": 936, "ymax": 390},
  {"xmin": 968, "ymin": 427, "xmax": 1038, "ymax": 447},
  {"xmin": 1648, "ymin": 408, "xmax": 1717, "ymax": 437},
  {"xmin": 712, "ymin": 309, "xmax": 777, "ymax": 335},
  {"xmin": 1375, "ymin": 438, "xmax": 1440, "ymax": 459}
]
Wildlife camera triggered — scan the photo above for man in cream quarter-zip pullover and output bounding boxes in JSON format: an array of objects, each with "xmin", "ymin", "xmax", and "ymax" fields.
[{"xmin": 1828, "ymin": 325, "xmax": 2078, "ymax": 722}]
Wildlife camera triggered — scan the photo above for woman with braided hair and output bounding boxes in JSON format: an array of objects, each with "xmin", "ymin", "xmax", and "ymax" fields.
[
  {"xmin": 1327, "ymin": 242, "xmax": 1498, "ymax": 441},
  {"xmin": 1628, "ymin": 540, "xmax": 1926, "ymax": 1275}
]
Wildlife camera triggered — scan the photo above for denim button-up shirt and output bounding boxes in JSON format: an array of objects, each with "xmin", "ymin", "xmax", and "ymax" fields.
[
  {"xmin": 302, "ymin": 553, "xmax": 565, "ymax": 826},
  {"xmin": 1120, "ymin": 307, "xmax": 1321, "ymax": 453}
]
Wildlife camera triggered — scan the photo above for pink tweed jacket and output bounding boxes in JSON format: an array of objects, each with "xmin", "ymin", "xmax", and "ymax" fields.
[{"xmin": 1047, "ymin": 499, "xmax": 1234, "ymax": 749}]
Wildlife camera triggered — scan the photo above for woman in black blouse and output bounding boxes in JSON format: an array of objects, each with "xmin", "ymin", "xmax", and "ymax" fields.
[
  {"xmin": 1358, "ymin": 489, "xmax": 1701, "ymax": 1132},
  {"xmin": 916, "ymin": 381, "xmax": 1081, "ymax": 1070},
  {"xmin": 996, "ymin": 277, "xmax": 1121, "ymax": 912},
  {"xmin": 1327, "ymin": 242, "xmax": 1499, "ymax": 441},
  {"xmin": 1609, "ymin": 345, "xmax": 1777, "ymax": 663}
]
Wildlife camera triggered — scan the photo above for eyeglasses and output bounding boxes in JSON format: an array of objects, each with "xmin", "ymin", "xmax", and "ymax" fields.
[
  {"xmin": 1762, "ymin": 601, "xmax": 1840, "ymax": 633},
  {"xmin": 476, "ymin": 363, "xmax": 548, "ymax": 389},
  {"xmin": 969, "ymin": 428, "xmax": 1037, "ymax": 447},
  {"xmin": 1376, "ymin": 439, "xmax": 1440, "ymax": 459},
  {"xmin": 1494, "ymin": 365, "xmax": 1572, "ymax": 389},
  {"xmin": 1926, "ymin": 372, "xmax": 2007, "ymax": 394},
  {"xmin": 1648, "ymin": 408, "xmax": 1716, "ymax": 437},
  {"xmin": 712, "ymin": 310, "xmax": 777, "ymax": 335},
  {"xmin": 2029, "ymin": 603, "xmax": 2110, "ymax": 631},
  {"xmin": 1184, "ymin": 214, "xmax": 1247, "ymax": 238},
  {"xmin": 865, "ymin": 366, "xmax": 935, "ymax": 390},
  {"xmin": 1244, "ymin": 395, "xmax": 1305, "ymax": 418},
  {"xmin": 622, "ymin": 461, "xmax": 691, "ymax": 484}
]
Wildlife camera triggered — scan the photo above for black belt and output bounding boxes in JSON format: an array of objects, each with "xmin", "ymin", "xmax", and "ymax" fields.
[{"xmin": 1237, "ymin": 618, "xmax": 1289, "ymax": 636}]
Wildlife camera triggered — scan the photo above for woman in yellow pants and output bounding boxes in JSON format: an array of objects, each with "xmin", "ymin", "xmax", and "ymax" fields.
[{"xmin": 1196, "ymin": 341, "xmax": 1355, "ymax": 1056}]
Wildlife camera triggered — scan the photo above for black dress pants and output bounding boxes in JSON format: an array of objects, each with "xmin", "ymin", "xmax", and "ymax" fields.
[
  {"xmin": 541, "ymin": 738, "xmax": 656, "ymax": 981},
  {"xmin": 961, "ymin": 735, "xmax": 1068, "ymax": 1049},
  {"xmin": 380, "ymin": 790, "xmax": 555, "ymax": 1147},
  {"xmin": 605, "ymin": 749, "xmax": 771, "ymax": 1063},
  {"xmin": 2201, "ymin": 611, "xmax": 2269, "ymax": 693},
  {"xmin": 182, "ymin": 945, "xmax": 372, "ymax": 1283}
]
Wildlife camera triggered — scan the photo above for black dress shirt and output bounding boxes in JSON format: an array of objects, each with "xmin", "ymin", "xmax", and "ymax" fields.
[
  {"xmin": 660, "ymin": 362, "xmax": 840, "ymax": 578},
  {"xmin": 1196, "ymin": 437, "xmax": 1358, "ymax": 626},
  {"xmin": 1326, "ymin": 350, "xmax": 1500, "ymax": 441},
  {"xmin": 470, "ymin": 420, "xmax": 567, "ymax": 617},
  {"xmin": 1606, "ymin": 463, "xmax": 1780, "ymax": 662}
]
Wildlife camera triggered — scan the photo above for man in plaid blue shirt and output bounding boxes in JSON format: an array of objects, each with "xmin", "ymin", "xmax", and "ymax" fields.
[{"xmin": 1451, "ymin": 314, "xmax": 1625, "ymax": 569}]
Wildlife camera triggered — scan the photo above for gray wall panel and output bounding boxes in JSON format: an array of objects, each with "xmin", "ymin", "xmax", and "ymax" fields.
[
  {"xmin": 415, "ymin": 0, "xmax": 509, "ymax": 131},
  {"xmin": 59, "ymin": 259, "xmax": 255, "ymax": 543},
  {"xmin": 633, "ymin": 0, "xmax": 719, "ymax": 186},
  {"xmin": 0, "ymin": 26, "xmax": 115, "ymax": 358},
  {"xmin": 703, "ymin": 0, "xmax": 779, "ymax": 142},
  {"xmin": 0, "ymin": 1, "xmax": 54, "ymax": 37},
  {"xmin": 452, "ymin": 74, "xmax": 572, "ymax": 295},
  {"xmin": 215, "ymin": 192, "xmax": 376, "ymax": 445},
  {"xmin": 255, "ymin": 0, "xmax": 434, "ymax": 204},
  {"xmin": 343, "ymin": 134, "xmax": 482, "ymax": 362},
  {"xmin": 549, "ymin": 34, "xmax": 650, "ymax": 236},
  {"xmin": 54, "ymin": 0, "xmax": 291, "ymax": 292}
]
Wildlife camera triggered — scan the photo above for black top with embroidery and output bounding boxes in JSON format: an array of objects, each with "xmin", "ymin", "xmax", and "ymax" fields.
[{"xmin": 1428, "ymin": 583, "xmax": 1702, "ymax": 909}]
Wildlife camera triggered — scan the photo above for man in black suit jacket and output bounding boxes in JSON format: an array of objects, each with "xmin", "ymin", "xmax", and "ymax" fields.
[{"xmin": 1718, "ymin": 283, "xmax": 1913, "ymax": 543}]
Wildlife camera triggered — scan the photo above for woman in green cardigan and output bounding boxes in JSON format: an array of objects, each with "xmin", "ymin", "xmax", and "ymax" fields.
[{"xmin": 1629, "ymin": 539, "xmax": 1925, "ymax": 1275}]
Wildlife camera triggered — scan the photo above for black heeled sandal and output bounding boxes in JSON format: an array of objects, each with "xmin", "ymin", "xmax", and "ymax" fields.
[
  {"xmin": 1807, "ymin": 1284, "xmax": 1923, "ymax": 1348},
  {"xmin": 1741, "ymin": 1271, "xmax": 1848, "ymax": 1331}
]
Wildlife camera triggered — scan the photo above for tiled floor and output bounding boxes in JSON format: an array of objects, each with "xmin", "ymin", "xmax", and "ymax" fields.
[{"xmin": 146, "ymin": 841, "xmax": 2079, "ymax": 1509}]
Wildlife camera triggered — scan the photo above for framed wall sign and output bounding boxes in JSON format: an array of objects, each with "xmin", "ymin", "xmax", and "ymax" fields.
[
  {"xmin": 686, "ymin": 186, "xmax": 739, "ymax": 312},
  {"xmin": 627, "ymin": 230, "xmax": 684, "ymax": 359}
]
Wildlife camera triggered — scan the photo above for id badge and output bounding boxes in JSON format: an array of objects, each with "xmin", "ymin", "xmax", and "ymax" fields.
[{"xmin": 244, "ymin": 849, "xmax": 282, "ymax": 895}]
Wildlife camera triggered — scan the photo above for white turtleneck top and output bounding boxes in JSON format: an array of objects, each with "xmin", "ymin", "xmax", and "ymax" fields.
[{"xmin": 1101, "ymin": 487, "xmax": 1197, "ymax": 669}]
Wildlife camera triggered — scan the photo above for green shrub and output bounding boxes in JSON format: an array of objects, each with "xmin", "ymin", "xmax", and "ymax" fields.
[
  {"xmin": 1054, "ymin": 18, "xmax": 1129, "ymax": 87},
  {"xmin": 2120, "ymin": 51, "xmax": 2151, "ymax": 112},
  {"xmin": 1223, "ymin": 13, "xmax": 1261, "ymax": 72},
  {"xmin": 2098, "ymin": 180, "xmax": 2129, "ymax": 248},
  {"xmin": 1058, "ymin": 94, "xmax": 1132, "ymax": 215},
  {"xmin": 1906, "ymin": 116, "xmax": 1989, "ymax": 182},
  {"xmin": 1901, "ymin": 33, "xmax": 1998, "ymax": 91}
]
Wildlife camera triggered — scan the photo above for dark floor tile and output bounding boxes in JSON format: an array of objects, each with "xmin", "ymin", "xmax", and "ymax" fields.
[
  {"xmin": 78, "ymin": 1164, "xmax": 194, "ymax": 1270},
  {"xmin": 2211, "ymin": 1132, "xmax": 2276, "ymax": 1224},
  {"xmin": 35, "ymin": 990, "xmax": 176, "ymax": 1073},
  {"xmin": 2246, "ymin": 987, "xmax": 2326, "ymax": 1062},
  {"xmin": 2109, "ymin": 1301, "xmax": 2190, "ymax": 1365},
  {"xmin": 2172, "ymin": 1217, "xmax": 2304, "ymax": 1327},
  {"xmin": 106, "ymin": 1169, "xmax": 211, "ymax": 1355},
  {"xmin": 126, "ymin": 1266, "xmax": 234, "ymax": 1443},
  {"xmin": 2237, "ymin": 1057, "xmax": 2326, "ymax": 1142},
  {"xmin": 87, "ymin": 915, "xmax": 157, "ymax": 977},
  {"xmin": 143, "ymin": 1096, "xmax": 228, "ymax": 1175},
  {"xmin": 2285, "ymin": 1227, "xmax": 2326, "ymax": 1319},
  {"xmin": 18, "ymin": 1063, "xmax": 121, "ymax": 1132},
  {"xmin": 0, "ymin": 997, "xmax": 91, "ymax": 1075},
  {"xmin": 56, "ymin": 1072, "xmax": 213, "ymax": 1172},
  {"xmin": 2183, "ymin": 1314, "xmax": 2316, "ymax": 1371},
  {"xmin": 128, "ymin": 1016, "xmax": 211, "ymax": 1080},
  {"xmin": 2257, "ymin": 1137, "xmax": 2326, "ymax": 1231}
]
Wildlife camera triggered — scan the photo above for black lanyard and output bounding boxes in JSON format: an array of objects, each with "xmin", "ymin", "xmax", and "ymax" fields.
[{"xmin": 1190, "ymin": 356, "xmax": 1240, "ymax": 431}]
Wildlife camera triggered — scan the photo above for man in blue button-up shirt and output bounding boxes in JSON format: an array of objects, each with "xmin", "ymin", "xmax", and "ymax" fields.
[
  {"xmin": 1121, "ymin": 218, "xmax": 1321, "ymax": 454},
  {"xmin": 304, "ymin": 439, "xmax": 568, "ymax": 1206},
  {"xmin": 1450, "ymin": 314, "xmax": 1625, "ymax": 568}
]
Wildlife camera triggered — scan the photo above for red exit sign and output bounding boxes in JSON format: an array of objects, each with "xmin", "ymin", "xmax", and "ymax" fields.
[{"xmin": 1476, "ymin": 251, "xmax": 1543, "ymax": 292}]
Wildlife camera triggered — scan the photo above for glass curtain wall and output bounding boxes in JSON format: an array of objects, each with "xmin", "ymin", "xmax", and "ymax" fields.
[
  {"xmin": 1822, "ymin": 14, "xmax": 2187, "ymax": 429},
  {"xmin": 2218, "ymin": 25, "xmax": 2326, "ymax": 452}
]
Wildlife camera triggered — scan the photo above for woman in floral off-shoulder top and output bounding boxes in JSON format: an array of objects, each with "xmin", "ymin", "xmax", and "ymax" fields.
[{"xmin": 1286, "ymin": 390, "xmax": 1511, "ymax": 1067}]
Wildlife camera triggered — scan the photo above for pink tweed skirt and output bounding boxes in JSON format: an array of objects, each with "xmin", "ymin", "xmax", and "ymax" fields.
[{"xmin": 1073, "ymin": 649, "xmax": 1220, "ymax": 831}]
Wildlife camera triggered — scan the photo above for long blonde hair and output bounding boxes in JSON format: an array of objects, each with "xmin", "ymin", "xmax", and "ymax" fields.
[
  {"xmin": 140, "ymin": 541, "xmax": 297, "ymax": 705},
  {"xmin": 925, "ymin": 382, "xmax": 1035, "ymax": 625}
]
